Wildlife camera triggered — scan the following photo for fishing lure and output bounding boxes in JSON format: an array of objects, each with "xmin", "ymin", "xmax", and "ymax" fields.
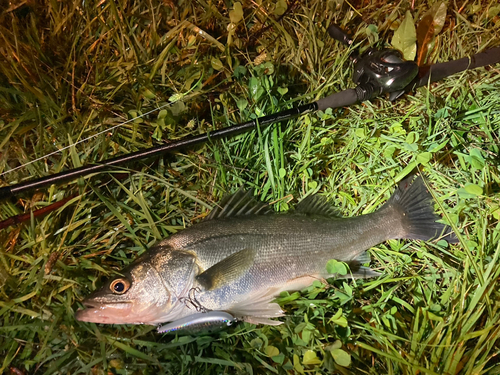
[{"xmin": 157, "ymin": 311, "xmax": 237, "ymax": 335}]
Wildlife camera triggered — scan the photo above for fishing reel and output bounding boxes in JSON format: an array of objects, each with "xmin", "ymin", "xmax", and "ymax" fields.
[{"xmin": 327, "ymin": 24, "xmax": 419, "ymax": 102}]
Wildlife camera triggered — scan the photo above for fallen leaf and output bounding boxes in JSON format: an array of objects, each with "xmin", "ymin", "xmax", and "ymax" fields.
[
  {"xmin": 391, "ymin": 10, "xmax": 417, "ymax": 61},
  {"xmin": 416, "ymin": 2, "xmax": 447, "ymax": 66}
]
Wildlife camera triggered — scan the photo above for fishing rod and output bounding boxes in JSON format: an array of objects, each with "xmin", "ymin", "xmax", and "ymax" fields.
[{"xmin": 0, "ymin": 24, "xmax": 499, "ymax": 204}]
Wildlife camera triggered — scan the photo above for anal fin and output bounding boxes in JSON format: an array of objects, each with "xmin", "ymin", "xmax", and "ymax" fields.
[
  {"xmin": 344, "ymin": 251, "xmax": 380, "ymax": 279},
  {"xmin": 226, "ymin": 285, "xmax": 285, "ymax": 324},
  {"xmin": 243, "ymin": 316, "xmax": 284, "ymax": 326},
  {"xmin": 347, "ymin": 266, "xmax": 381, "ymax": 279}
]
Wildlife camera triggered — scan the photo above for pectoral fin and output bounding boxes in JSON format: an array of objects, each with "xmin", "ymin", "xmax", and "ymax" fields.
[{"xmin": 196, "ymin": 248, "xmax": 257, "ymax": 290}]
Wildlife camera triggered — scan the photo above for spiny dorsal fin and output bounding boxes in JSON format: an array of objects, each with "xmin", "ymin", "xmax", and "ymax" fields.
[
  {"xmin": 196, "ymin": 248, "xmax": 257, "ymax": 291},
  {"xmin": 206, "ymin": 188, "xmax": 272, "ymax": 220},
  {"xmin": 295, "ymin": 194, "xmax": 340, "ymax": 217}
]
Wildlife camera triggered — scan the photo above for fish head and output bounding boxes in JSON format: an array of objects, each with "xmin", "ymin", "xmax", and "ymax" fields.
[{"xmin": 75, "ymin": 248, "xmax": 198, "ymax": 325}]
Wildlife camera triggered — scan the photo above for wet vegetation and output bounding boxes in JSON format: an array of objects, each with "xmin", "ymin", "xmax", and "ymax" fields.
[{"xmin": 0, "ymin": 0, "xmax": 499, "ymax": 373}]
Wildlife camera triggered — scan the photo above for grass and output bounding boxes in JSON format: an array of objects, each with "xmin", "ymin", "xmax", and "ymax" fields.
[{"xmin": 0, "ymin": 0, "xmax": 499, "ymax": 373}]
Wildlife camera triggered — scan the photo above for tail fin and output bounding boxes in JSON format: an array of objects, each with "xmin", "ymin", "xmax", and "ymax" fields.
[{"xmin": 381, "ymin": 176, "xmax": 458, "ymax": 243}]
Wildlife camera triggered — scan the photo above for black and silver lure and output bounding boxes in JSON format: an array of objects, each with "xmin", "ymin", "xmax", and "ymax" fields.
[{"xmin": 157, "ymin": 311, "xmax": 237, "ymax": 335}]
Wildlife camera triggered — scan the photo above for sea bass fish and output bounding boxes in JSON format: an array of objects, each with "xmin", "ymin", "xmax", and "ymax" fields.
[{"xmin": 75, "ymin": 176, "xmax": 456, "ymax": 326}]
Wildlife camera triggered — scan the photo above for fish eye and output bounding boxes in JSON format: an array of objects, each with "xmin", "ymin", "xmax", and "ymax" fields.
[{"xmin": 110, "ymin": 278, "xmax": 130, "ymax": 295}]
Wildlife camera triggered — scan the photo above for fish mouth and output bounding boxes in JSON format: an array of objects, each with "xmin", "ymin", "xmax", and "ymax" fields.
[
  {"xmin": 82, "ymin": 301, "xmax": 97, "ymax": 309},
  {"xmin": 75, "ymin": 300, "xmax": 133, "ymax": 324}
]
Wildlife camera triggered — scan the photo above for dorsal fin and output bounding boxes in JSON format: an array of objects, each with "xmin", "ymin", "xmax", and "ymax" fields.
[
  {"xmin": 206, "ymin": 188, "xmax": 273, "ymax": 220},
  {"xmin": 295, "ymin": 194, "xmax": 340, "ymax": 217}
]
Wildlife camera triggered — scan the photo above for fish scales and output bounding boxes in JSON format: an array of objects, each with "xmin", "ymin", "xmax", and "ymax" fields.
[
  {"xmin": 156, "ymin": 212, "xmax": 401, "ymax": 312},
  {"xmin": 163, "ymin": 213, "xmax": 393, "ymax": 272}
]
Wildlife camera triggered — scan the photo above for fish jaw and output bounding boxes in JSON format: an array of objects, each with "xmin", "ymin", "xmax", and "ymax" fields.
[
  {"xmin": 75, "ymin": 299, "xmax": 179, "ymax": 324},
  {"xmin": 75, "ymin": 301, "xmax": 135, "ymax": 324}
]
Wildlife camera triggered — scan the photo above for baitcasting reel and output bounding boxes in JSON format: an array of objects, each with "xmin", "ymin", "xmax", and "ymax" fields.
[{"xmin": 327, "ymin": 24, "xmax": 419, "ymax": 101}]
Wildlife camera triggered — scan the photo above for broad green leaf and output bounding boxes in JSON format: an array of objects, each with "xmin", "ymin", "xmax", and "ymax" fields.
[
  {"xmin": 468, "ymin": 148, "xmax": 485, "ymax": 170},
  {"xmin": 417, "ymin": 152, "xmax": 432, "ymax": 165},
  {"xmin": 229, "ymin": 2, "xmax": 243, "ymax": 24},
  {"xmin": 437, "ymin": 239, "xmax": 449, "ymax": 248},
  {"xmin": 250, "ymin": 338, "xmax": 263, "ymax": 349},
  {"xmin": 365, "ymin": 24, "xmax": 379, "ymax": 43},
  {"xmin": 274, "ymin": 0, "xmax": 287, "ymax": 16},
  {"xmin": 488, "ymin": 5, "xmax": 500, "ymax": 18},
  {"xmin": 169, "ymin": 93, "xmax": 183, "ymax": 102},
  {"xmin": 308, "ymin": 181, "xmax": 318, "ymax": 190},
  {"xmin": 403, "ymin": 142, "xmax": 418, "ymax": 152},
  {"xmin": 425, "ymin": 309, "xmax": 444, "ymax": 322},
  {"xmin": 390, "ymin": 122, "xmax": 406, "ymax": 134},
  {"xmin": 491, "ymin": 205, "xmax": 500, "ymax": 220},
  {"xmin": 211, "ymin": 57, "xmax": 224, "ymax": 71},
  {"xmin": 355, "ymin": 128, "xmax": 366, "ymax": 138},
  {"xmin": 277, "ymin": 86, "xmax": 288, "ymax": 95},
  {"xmin": 293, "ymin": 354, "xmax": 305, "ymax": 374},
  {"xmin": 236, "ymin": 98, "xmax": 248, "ymax": 112},
  {"xmin": 470, "ymin": 4, "xmax": 482, "ymax": 14},
  {"xmin": 141, "ymin": 88, "xmax": 155, "ymax": 99},
  {"xmin": 326, "ymin": 259, "xmax": 348, "ymax": 276},
  {"xmin": 303, "ymin": 350, "xmax": 321, "ymax": 365},
  {"xmin": 170, "ymin": 101, "xmax": 185, "ymax": 116},
  {"xmin": 406, "ymin": 131, "xmax": 418, "ymax": 144},
  {"xmin": 272, "ymin": 353, "xmax": 285, "ymax": 364},
  {"xmin": 257, "ymin": 61, "xmax": 275, "ymax": 75},
  {"xmin": 301, "ymin": 328, "xmax": 312, "ymax": 344},
  {"xmin": 343, "ymin": 282, "xmax": 352, "ymax": 297},
  {"xmin": 383, "ymin": 145, "xmax": 397, "ymax": 158},
  {"xmin": 249, "ymin": 77, "xmax": 264, "ymax": 101},
  {"xmin": 391, "ymin": 10, "xmax": 417, "ymax": 60},
  {"xmin": 329, "ymin": 309, "xmax": 348, "ymax": 327},
  {"xmin": 266, "ymin": 345, "xmax": 279, "ymax": 357},
  {"xmin": 330, "ymin": 348, "xmax": 351, "ymax": 367},
  {"xmin": 331, "ymin": 340, "xmax": 342, "ymax": 350},
  {"xmin": 427, "ymin": 139, "xmax": 448, "ymax": 152},
  {"xmin": 464, "ymin": 183, "xmax": 483, "ymax": 196},
  {"xmin": 233, "ymin": 65, "xmax": 247, "ymax": 78}
]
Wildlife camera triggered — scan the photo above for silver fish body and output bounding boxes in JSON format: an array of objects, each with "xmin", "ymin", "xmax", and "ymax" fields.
[{"xmin": 75, "ymin": 176, "xmax": 456, "ymax": 326}]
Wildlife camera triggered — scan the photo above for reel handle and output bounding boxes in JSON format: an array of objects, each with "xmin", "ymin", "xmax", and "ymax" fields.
[{"xmin": 327, "ymin": 24, "xmax": 353, "ymax": 46}]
